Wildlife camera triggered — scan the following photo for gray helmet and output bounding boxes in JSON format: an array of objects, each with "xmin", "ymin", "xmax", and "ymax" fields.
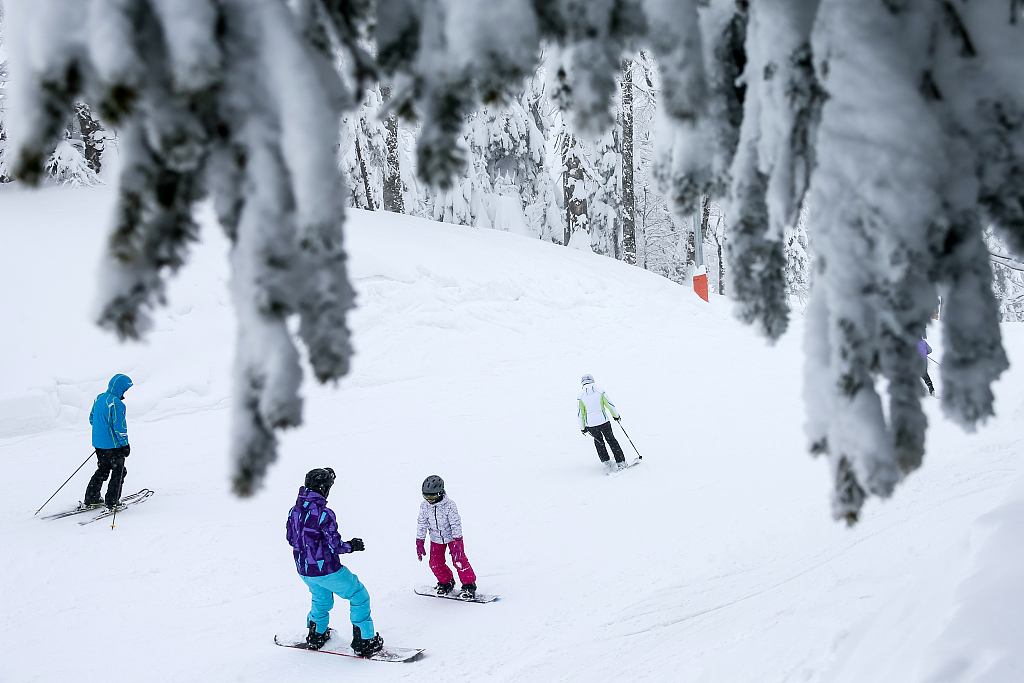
[
  {"xmin": 305, "ymin": 467, "xmax": 336, "ymax": 497},
  {"xmin": 422, "ymin": 475, "xmax": 445, "ymax": 497},
  {"xmin": 581, "ymin": 374, "xmax": 595, "ymax": 386}
]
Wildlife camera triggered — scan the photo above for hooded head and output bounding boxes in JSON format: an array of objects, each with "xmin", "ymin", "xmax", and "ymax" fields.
[
  {"xmin": 108, "ymin": 374, "xmax": 133, "ymax": 399},
  {"xmin": 581, "ymin": 374, "xmax": 595, "ymax": 387}
]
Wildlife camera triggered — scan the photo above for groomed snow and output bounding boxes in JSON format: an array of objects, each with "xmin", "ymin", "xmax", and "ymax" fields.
[{"xmin": 1, "ymin": 185, "xmax": 1022, "ymax": 682}]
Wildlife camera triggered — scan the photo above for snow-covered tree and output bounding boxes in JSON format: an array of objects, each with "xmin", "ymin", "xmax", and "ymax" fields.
[
  {"xmin": 0, "ymin": 6, "xmax": 11, "ymax": 182},
  {"xmin": 10, "ymin": 0, "xmax": 1024, "ymax": 521},
  {"xmin": 339, "ymin": 86, "xmax": 387, "ymax": 211},
  {"xmin": 985, "ymin": 227, "xmax": 1024, "ymax": 322},
  {"xmin": 7, "ymin": 0, "xmax": 370, "ymax": 496},
  {"xmin": 784, "ymin": 202, "xmax": 812, "ymax": 308},
  {"xmin": 0, "ymin": 59, "xmax": 8, "ymax": 183},
  {"xmin": 588, "ymin": 125, "xmax": 620, "ymax": 258}
]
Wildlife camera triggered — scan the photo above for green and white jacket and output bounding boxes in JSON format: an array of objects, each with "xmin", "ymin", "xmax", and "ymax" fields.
[{"xmin": 577, "ymin": 384, "xmax": 619, "ymax": 429}]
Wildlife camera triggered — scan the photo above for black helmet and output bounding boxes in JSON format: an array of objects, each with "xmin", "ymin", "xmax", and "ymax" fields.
[
  {"xmin": 422, "ymin": 475, "xmax": 445, "ymax": 502},
  {"xmin": 305, "ymin": 467, "xmax": 336, "ymax": 498}
]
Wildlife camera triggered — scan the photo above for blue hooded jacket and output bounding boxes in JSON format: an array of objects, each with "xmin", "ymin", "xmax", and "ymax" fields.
[
  {"xmin": 286, "ymin": 487, "xmax": 353, "ymax": 577},
  {"xmin": 90, "ymin": 374, "xmax": 132, "ymax": 449}
]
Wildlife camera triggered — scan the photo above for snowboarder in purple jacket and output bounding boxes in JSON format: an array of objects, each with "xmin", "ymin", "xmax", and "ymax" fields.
[{"xmin": 286, "ymin": 468, "xmax": 383, "ymax": 656}]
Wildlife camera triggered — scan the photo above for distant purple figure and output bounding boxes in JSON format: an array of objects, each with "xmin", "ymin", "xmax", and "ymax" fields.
[{"xmin": 918, "ymin": 338, "xmax": 935, "ymax": 396}]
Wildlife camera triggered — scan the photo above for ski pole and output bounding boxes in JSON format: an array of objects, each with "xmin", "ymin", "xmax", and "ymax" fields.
[
  {"xmin": 35, "ymin": 450, "xmax": 96, "ymax": 515},
  {"xmin": 614, "ymin": 420, "xmax": 642, "ymax": 460},
  {"xmin": 928, "ymin": 356, "xmax": 941, "ymax": 366},
  {"xmin": 111, "ymin": 504, "xmax": 118, "ymax": 530}
]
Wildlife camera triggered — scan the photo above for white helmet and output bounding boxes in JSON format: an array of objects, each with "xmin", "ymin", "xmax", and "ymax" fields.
[{"xmin": 581, "ymin": 374, "xmax": 595, "ymax": 386}]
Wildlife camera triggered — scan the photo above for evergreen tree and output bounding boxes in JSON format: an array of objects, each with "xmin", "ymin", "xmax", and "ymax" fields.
[
  {"xmin": 339, "ymin": 86, "xmax": 387, "ymax": 211},
  {"xmin": 11, "ymin": 0, "xmax": 1024, "ymax": 520},
  {"xmin": 560, "ymin": 131, "xmax": 589, "ymax": 246}
]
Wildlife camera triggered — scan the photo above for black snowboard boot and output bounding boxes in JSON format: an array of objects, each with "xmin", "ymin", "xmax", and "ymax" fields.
[
  {"xmin": 436, "ymin": 579, "xmax": 456, "ymax": 596},
  {"xmin": 306, "ymin": 621, "xmax": 330, "ymax": 650},
  {"xmin": 459, "ymin": 582, "xmax": 477, "ymax": 599},
  {"xmin": 351, "ymin": 625, "xmax": 384, "ymax": 658}
]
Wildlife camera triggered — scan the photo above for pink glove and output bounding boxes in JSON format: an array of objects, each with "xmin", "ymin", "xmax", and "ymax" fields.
[
  {"xmin": 416, "ymin": 538, "xmax": 426, "ymax": 561},
  {"xmin": 449, "ymin": 537, "xmax": 468, "ymax": 568}
]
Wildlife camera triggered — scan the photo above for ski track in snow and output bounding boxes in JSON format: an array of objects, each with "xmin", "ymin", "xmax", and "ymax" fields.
[{"xmin": 1, "ymin": 185, "xmax": 1022, "ymax": 682}]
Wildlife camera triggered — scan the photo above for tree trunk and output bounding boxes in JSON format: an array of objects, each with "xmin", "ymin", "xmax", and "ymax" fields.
[
  {"xmin": 75, "ymin": 103, "xmax": 105, "ymax": 174},
  {"xmin": 354, "ymin": 133, "xmax": 375, "ymax": 211},
  {"xmin": 380, "ymin": 85, "xmax": 405, "ymax": 213},
  {"xmin": 700, "ymin": 194, "xmax": 711, "ymax": 247},
  {"xmin": 562, "ymin": 133, "xmax": 587, "ymax": 245},
  {"xmin": 621, "ymin": 59, "xmax": 636, "ymax": 265},
  {"xmin": 716, "ymin": 218, "xmax": 724, "ymax": 294}
]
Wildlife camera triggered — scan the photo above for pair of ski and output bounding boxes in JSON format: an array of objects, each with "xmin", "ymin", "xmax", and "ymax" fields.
[
  {"xmin": 275, "ymin": 585, "xmax": 498, "ymax": 662},
  {"xmin": 41, "ymin": 489, "xmax": 154, "ymax": 525},
  {"xmin": 606, "ymin": 458, "xmax": 641, "ymax": 475}
]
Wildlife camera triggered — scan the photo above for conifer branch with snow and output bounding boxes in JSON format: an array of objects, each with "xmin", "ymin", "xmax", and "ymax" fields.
[{"xmin": 7, "ymin": 0, "xmax": 1024, "ymax": 521}]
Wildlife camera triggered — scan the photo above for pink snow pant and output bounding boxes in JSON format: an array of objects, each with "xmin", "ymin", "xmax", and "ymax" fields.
[{"xmin": 429, "ymin": 539, "xmax": 476, "ymax": 585}]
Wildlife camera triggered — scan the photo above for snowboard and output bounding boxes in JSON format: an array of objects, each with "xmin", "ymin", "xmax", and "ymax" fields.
[
  {"xmin": 274, "ymin": 633, "xmax": 424, "ymax": 662},
  {"xmin": 41, "ymin": 489, "xmax": 153, "ymax": 521},
  {"xmin": 413, "ymin": 585, "xmax": 499, "ymax": 603},
  {"xmin": 605, "ymin": 458, "xmax": 641, "ymax": 475},
  {"xmin": 78, "ymin": 489, "xmax": 155, "ymax": 525}
]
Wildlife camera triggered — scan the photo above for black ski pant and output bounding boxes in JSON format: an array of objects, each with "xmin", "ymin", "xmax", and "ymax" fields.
[
  {"xmin": 922, "ymin": 371, "xmax": 935, "ymax": 395},
  {"xmin": 84, "ymin": 445, "xmax": 129, "ymax": 507},
  {"xmin": 587, "ymin": 421, "xmax": 626, "ymax": 464}
]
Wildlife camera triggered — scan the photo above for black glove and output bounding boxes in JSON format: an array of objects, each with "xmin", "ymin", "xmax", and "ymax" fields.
[
  {"xmin": 581, "ymin": 428, "xmax": 588, "ymax": 435},
  {"xmin": 123, "ymin": 443, "xmax": 131, "ymax": 457},
  {"xmin": 614, "ymin": 416, "xmax": 621, "ymax": 422},
  {"xmin": 347, "ymin": 537, "xmax": 365, "ymax": 552}
]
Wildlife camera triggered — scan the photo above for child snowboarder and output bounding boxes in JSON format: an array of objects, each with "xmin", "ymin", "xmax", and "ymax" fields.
[
  {"xmin": 286, "ymin": 467, "xmax": 384, "ymax": 657},
  {"xmin": 416, "ymin": 475, "xmax": 478, "ymax": 599},
  {"xmin": 84, "ymin": 373, "xmax": 133, "ymax": 509},
  {"xmin": 577, "ymin": 374, "xmax": 627, "ymax": 472}
]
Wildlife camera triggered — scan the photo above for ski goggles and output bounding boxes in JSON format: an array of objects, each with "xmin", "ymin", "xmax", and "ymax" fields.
[{"xmin": 422, "ymin": 492, "xmax": 443, "ymax": 503}]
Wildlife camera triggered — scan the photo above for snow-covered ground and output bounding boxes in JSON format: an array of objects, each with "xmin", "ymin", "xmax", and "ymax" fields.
[{"xmin": 1, "ymin": 185, "xmax": 1022, "ymax": 682}]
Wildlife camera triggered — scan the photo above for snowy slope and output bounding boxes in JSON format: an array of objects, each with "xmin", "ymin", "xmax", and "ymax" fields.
[{"xmin": 1, "ymin": 185, "xmax": 1023, "ymax": 683}]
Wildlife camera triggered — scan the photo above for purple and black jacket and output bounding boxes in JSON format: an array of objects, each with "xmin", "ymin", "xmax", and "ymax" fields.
[{"xmin": 286, "ymin": 487, "xmax": 352, "ymax": 577}]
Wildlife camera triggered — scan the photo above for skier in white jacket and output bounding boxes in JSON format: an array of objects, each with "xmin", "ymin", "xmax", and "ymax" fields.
[
  {"xmin": 416, "ymin": 475, "xmax": 478, "ymax": 599},
  {"xmin": 578, "ymin": 374, "xmax": 627, "ymax": 472}
]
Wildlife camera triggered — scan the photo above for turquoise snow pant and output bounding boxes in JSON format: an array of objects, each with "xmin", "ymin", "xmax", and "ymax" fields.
[{"xmin": 301, "ymin": 567, "xmax": 375, "ymax": 639}]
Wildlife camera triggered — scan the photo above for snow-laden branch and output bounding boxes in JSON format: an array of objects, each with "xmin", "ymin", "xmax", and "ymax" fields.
[{"xmin": 7, "ymin": 0, "xmax": 1024, "ymax": 522}]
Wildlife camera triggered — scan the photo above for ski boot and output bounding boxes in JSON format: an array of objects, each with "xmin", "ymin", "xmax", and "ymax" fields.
[
  {"xmin": 305, "ymin": 621, "xmax": 331, "ymax": 650},
  {"xmin": 436, "ymin": 579, "xmax": 456, "ymax": 596},
  {"xmin": 459, "ymin": 582, "xmax": 477, "ymax": 599},
  {"xmin": 82, "ymin": 500, "xmax": 104, "ymax": 510},
  {"xmin": 615, "ymin": 460, "xmax": 629, "ymax": 471},
  {"xmin": 350, "ymin": 625, "xmax": 384, "ymax": 658},
  {"xmin": 602, "ymin": 460, "xmax": 616, "ymax": 474}
]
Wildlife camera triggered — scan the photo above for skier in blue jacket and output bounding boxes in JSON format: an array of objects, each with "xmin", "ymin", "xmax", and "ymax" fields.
[
  {"xmin": 286, "ymin": 468, "xmax": 384, "ymax": 657},
  {"xmin": 84, "ymin": 374, "xmax": 133, "ymax": 509}
]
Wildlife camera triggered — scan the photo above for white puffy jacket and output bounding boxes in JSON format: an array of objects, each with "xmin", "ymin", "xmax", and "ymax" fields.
[
  {"xmin": 416, "ymin": 496, "xmax": 464, "ymax": 544},
  {"xmin": 577, "ymin": 384, "xmax": 619, "ymax": 429}
]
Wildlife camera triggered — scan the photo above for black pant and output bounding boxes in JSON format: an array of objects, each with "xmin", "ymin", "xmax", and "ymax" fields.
[
  {"xmin": 922, "ymin": 371, "xmax": 935, "ymax": 394},
  {"xmin": 84, "ymin": 446, "xmax": 129, "ymax": 506},
  {"xmin": 587, "ymin": 421, "xmax": 625, "ymax": 463}
]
